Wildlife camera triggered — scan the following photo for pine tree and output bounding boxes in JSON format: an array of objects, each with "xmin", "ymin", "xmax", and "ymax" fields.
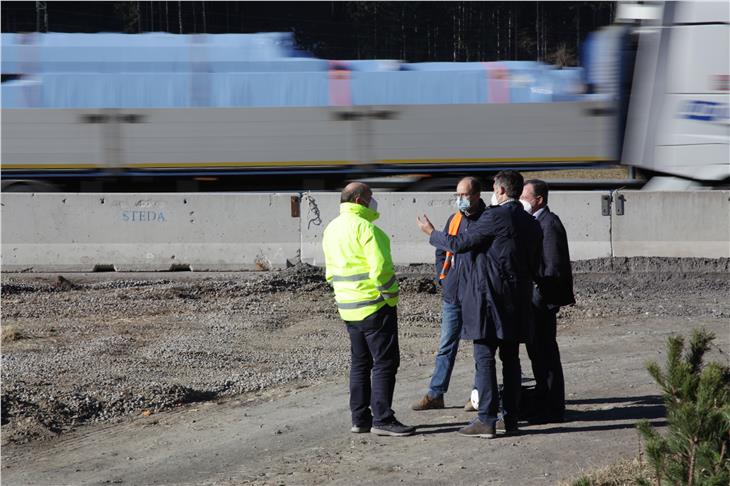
[{"xmin": 637, "ymin": 328, "xmax": 730, "ymax": 486}]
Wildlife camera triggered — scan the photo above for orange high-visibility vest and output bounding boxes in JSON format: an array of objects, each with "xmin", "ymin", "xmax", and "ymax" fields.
[{"xmin": 438, "ymin": 212, "xmax": 463, "ymax": 280}]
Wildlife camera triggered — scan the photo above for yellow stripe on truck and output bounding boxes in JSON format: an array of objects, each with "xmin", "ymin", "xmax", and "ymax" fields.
[
  {"xmin": 127, "ymin": 160, "xmax": 354, "ymax": 168},
  {"xmin": 377, "ymin": 156, "xmax": 611, "ymax": 165}
]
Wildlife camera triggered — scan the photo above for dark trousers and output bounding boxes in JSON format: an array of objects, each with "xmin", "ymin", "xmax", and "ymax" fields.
[
  {"xmin": 526, "ymin": 306, "xmax": 565, "ymax": 420},
  {"xmin": 473, "ymin": 338, "xmax": 521, "ymax": 426},
  {"xmin": 345, "ymin": 304, "xmax": 400, "ymax": 427}
]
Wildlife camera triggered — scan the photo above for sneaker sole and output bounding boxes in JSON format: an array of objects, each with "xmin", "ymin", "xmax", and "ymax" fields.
[
  {"xmin": 350, "ymin": 427, "xmax": 371, "ymax": 433},
  {"xmin": 370, "ymin": 427, "xmax": 415, "ymax": 437},
  {"xmin": 457, "ymin": 431, "xmax": 496, "ymax": 438}
]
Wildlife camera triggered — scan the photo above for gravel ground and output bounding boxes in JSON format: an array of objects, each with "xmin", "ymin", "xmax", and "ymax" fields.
[{"xmin": 2, "ymin": 258, "xmax": 729, "ymax": 448}]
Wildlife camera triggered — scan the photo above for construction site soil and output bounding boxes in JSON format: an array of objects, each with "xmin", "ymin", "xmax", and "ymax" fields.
[{"xmin": 1, "ymin": 257, "xmax": 728, "ymax": 485}]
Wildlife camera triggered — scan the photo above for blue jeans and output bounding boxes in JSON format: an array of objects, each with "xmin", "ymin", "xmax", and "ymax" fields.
[{"xmin": 427, "ymin": 301, "xmax": 463, "ymax": 398}]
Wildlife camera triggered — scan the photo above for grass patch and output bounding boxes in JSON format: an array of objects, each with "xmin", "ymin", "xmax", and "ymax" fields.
[{"xmin": 566, "ymin": 458, "xmax": 654, "ymax": 485}]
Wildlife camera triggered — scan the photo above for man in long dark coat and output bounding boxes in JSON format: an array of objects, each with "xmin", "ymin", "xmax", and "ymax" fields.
[{"xmin": 417, "ymin": 170, "xmax": 542, "ymax": 438}]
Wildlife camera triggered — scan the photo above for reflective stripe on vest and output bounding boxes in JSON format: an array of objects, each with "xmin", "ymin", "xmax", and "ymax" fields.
[
  {"xmin": 333, "ymin": 274, "xmax": 399, "ymax": 307},
  {"xmin": 439, "ymin": 212, "xmax": 463, "ymax": 280},
  {"xmin": 331, "ymin": 272, "xmax": 370, "ymax": 282},
  {"xmin": 376, "ymin": 275, "xmax": 399, "ymax": 299},
  {"xmin": 337, "ymin": 295, "xmax": 385, "ymax": 309},
  {"xmin": 376, "ymin": 275, "xmax": 397, "ymax": 292}
]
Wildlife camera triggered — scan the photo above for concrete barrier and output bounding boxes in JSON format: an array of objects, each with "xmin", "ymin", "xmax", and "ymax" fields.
[
  {"xmin": 1, "ymin": 193, "xmax": 300, "ymax": 271},
  {"xmin": 3, "ymin": 191, "xmax": 727, "ymax": 272},
  {"xmin": 300, "ymin": 191, "xmax": 612, "ymax": 266},
  {"xmin": 536, "ymin": 191, "xmax": 613, "ymax": 260},
  {"xmin": 611, "ymin": 190, "xmax": 730, "ymax": 258}
]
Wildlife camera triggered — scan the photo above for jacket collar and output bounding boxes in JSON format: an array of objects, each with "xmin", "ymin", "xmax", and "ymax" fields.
[
  {"xmin": 340, "ymin": 202, "xmax": 379, "ymax": 222},
  {"xmin": 535, "ymin": 205, "xmax": 551, "ymax": 221},
  {"xmin": 463, "ymin": 198, "xmax": 487, "ymax": 219}
]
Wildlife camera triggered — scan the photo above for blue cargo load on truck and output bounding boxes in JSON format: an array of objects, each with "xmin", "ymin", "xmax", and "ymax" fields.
[{"xmin": 1, "ymin": 32, "xmax": 588, "ymax": 108}]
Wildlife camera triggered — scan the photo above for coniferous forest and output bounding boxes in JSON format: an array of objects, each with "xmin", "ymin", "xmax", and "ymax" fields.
[{"xmin": 2, "ymin": 2, "xmax": 615, "ymax": 66}]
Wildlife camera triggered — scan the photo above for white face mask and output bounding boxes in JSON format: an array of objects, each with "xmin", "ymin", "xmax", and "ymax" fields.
[
  {"xmin": 490, "ymin": 193, "xmax": 499, "ymax": 206},
  {"xmin": 368, "ymin": 197, "xmax": 378, "ymax": 212},
  {"xmin": 520, "ymin": 199, "xmax": 533, "ymax": 214},
  {"xmin": 455, "ymin": 196, "xmax": 471, "ymax": 212}
]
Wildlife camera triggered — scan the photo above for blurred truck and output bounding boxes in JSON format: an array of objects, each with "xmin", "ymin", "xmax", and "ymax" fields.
[
  {"xmin": 1, "ymin": 1, "xmax": 727, "ymax": 192},
  {"xmin": 615, "ymin": 1, "xmax": 729, "ymax": 189}
]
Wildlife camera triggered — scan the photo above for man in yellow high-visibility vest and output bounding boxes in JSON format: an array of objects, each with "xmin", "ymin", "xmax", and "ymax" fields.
[{"xmin": 322, "ymin": 182, "xmax": 415, "ymax": 437}]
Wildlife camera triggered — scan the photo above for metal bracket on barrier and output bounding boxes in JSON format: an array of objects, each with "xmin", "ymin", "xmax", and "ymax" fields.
[
  {"xmin": 290, "ymin": 196, "xmax": 301, "ymax": 218},
  {"xmin": 601, "ymin": 195, "xmax": 611, "ymax": 216},
  {"xmin": 616, "ymin": 194, "xmax": 626, "ymax": 216}
]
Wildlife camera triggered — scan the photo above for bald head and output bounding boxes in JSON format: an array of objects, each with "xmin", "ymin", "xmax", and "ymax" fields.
[
  {"xmin": 456, "ymin": 176, "xmax": 481, "ymax": 195},
  {"xmin": 341, "ymin": 182, "xmax": 372, "ymax": 205},
  {"xmin": 454, "ymin": 176, "xmax": 481, "ymax": 213}
]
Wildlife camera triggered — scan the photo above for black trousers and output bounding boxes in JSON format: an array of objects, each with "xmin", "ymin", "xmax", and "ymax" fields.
[
  {"xmin": 473, "ymin": 338, "xmax": 521, "ymax": 426},
  {"xmin": 345, "ymin": 304, "xmax": 400, "ymax": 427},
  {"xmin": 526, "ymin": 305, "xmax": 565, "ymax": 420}
]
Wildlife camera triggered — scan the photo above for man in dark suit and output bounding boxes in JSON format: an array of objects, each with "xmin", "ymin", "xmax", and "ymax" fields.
[
  {"xmin": 520, "ymin": 179, "xmax": 575, "ymax": 424},
  {"xmin": 417, "ymin": 171, "xmax": 542, "ymax": 438}
]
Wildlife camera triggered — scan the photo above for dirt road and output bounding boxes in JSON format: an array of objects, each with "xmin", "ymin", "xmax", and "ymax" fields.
[{"xmin": 2, "ymin": 260, "xmax": 728, "ymax": 485}]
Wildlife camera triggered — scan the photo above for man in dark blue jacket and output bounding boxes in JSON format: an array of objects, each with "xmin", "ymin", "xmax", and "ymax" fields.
[
  {"xmin": 411, "ymin": 177, "xmax": 486, "ymax": 411},
  {"xmin": 520, "ymin": 179, "xmax": 575, "ymax": 424},
  {"xmin": 417, "ymin": 170, "xmax": 543, "ymax": 438}
]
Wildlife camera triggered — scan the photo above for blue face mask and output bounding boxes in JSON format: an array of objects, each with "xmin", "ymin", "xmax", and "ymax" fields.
[{"xmin": 456, "ymin": 197, "xmax": 471, "ymax": 212}]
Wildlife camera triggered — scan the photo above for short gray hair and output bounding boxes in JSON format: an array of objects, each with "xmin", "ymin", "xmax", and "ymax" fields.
[{"xmin": 493, "ymin": 170, "xmax": 524, "ymax": 199}]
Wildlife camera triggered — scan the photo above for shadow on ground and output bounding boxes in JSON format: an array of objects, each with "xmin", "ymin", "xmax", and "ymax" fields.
[
  {"xmin": 538, "ymin": 394, "xmax": 666, "ymax": 434},
  {"xmin": 413, "ymin": 395, "xmax": 665, "ymax": 436}
]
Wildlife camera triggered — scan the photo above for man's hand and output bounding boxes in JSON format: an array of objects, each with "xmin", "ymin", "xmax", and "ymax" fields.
[{"xmin": 416, "ymin": 215, "xmax": 435, "ymax": 236}]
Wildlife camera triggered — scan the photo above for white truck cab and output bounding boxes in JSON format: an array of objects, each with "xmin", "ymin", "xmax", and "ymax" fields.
[{"xmin": 618, "ymin": 1, "xmax": 730, "ymax": 188}]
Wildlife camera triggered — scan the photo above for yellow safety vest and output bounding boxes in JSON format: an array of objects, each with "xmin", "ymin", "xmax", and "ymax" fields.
[{"xmin": 322, "ymin": 202, "xmax": 399, "ymax": 321}]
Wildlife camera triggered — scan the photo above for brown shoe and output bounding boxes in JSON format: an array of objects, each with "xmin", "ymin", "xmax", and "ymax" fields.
[
  {"xmin": 464, "ymin": 399, "xmax": 477, "ymax": 412},
  {"xmin": 458, "ymin": 419, "xmax": 496, "ymax": 438},
  {"xmin": 411, "ymin": 394, "xmax": 445, "ymax": 411}
]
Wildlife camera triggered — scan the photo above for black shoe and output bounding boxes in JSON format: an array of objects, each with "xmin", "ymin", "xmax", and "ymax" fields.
[
  {"xmin": 370, "ymin": 419, "xmax": 416, "ymax": 437},
  {"xmin": 496, "ymin": 418, "xmax": 519, "ymax": 435}
]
